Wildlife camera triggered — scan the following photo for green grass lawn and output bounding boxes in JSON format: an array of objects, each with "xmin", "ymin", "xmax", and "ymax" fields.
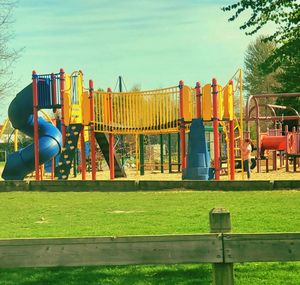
[{"xmin": 0, "ymin": 190, "xmax": 299, "ymax": 284}]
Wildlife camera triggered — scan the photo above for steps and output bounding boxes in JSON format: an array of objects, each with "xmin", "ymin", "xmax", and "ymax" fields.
[{"xmin": 95, "ymin": 132, "xmax": 126, "ymax": 178}]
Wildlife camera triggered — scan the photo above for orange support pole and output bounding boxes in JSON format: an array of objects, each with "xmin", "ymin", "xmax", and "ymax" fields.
[
  {"xmin": 212, "ymin": 78, "xmax": 220, "ymax": 180},
  {"xmin": 80, "ymin": 128, "xmax": 86, "ymax": 180},
  {"xmin": 229, "ymin": 80, "xmax": 235, "ymax": 180},
  {"xmin": 195, "ymin": 81, "xmax": 202, "ymax": 119},
  {"xmin": 179, "ymin": 80, "xmax": 186, "ymax": 171},
  {"xmin": 59, "ymin": 68, "xmax": 66, "ymax": 145},
  {"xmin": 32, "ymin": 70, "xmax": 40, "ymax": 181},
  {"xmin": 108, "ymin": 87, "xmax": 115, "ymax": 180},
  {"xmin": 89, "ymin": 80, "xmax": 97, "ymax": 180}
]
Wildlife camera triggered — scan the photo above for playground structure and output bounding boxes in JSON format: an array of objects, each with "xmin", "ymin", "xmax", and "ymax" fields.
[
  {"xmin": 1, "ymin": 68, "xmax": 245, "ymax": 181},
  {"xmin": 1, "ymin": 69, "xmax": 125, "ymax": 181},
  {"xmin": 7, "ymin": 68, "xmax": 298, "ymax": 181},
  {"xmin": 245, "ymin": 92, "xmax": 300, "ymax": 173},
  {"xmin": 92, "ymin": 69, "xmax": 244, "ymax": 180}
]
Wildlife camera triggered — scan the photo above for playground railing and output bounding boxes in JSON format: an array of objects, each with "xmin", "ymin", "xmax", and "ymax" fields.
[
  {"xmin": 0, "ymin": 208, "xmax": 299, "ymax": 285},
  {"xmin": 93, "ymin": 86, "xmax": 181, "ymax": 134},
  {"xmin": 36, "ymin": 73, "xmax": 62, "ymax": 109}
]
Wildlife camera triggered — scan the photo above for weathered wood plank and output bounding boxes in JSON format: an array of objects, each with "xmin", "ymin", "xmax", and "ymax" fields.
[
  {"xmin": 224, "ymin": 233, "xmax": 300, "ymax": 263},
  {"xmin": 0, "ymin": 234, "xmax": 222, "ymax": 268},
  {"xmin": 210, "ymin": 208, "xmax": 234, "ymax": 285}
]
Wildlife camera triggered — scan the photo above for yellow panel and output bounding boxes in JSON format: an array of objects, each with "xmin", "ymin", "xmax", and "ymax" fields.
[
  {"xmin": 69, "ymin": 74, "xmax": 83, "ymax": 124},
  {"xmin": 84, "ymin": 126, "xmax": 89, "ymax": 141},
  {"xmin": 69, "ymin": 104, "xmax": 81, "ymax": 124},
  {"xmin": 63, "ymin": 74, "xmax": 72, "ymax": 126},
  {"xmin": 218, "ymin": 85, "xmax": 223, "ymax": 120},
  {"xmin": 81, "ymin": 91, "xmax": 90, "ymax": 126},
  {"xmin": 223, "ymin": 84, "xmax": 234, "ymax": 120},
  {"xmin": 182, "ymin": 85, "xmax": 193, "ymax": 122},
  {"xmin": 202, "ymin": 84, "xmax": 212, "ymax": 120}
]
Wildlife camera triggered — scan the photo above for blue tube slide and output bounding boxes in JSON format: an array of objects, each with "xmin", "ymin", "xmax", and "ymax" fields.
[{"xmin": 2, "ymin": 84, "xmax": 62, "ymax": 180}]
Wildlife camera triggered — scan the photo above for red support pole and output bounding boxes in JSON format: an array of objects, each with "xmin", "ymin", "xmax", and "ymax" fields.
[
  {"xmin": 212, "ymin": 78, "xmax": 220, "ymax": 180},
  {"xmin": 195, "ymin": 81, "xmax": 201, "ymax": 119},
  {"xmin": 32, "ymin": 70, "xmax": 40, "ymax": 181},
  {"xmin": 108, "ymin": 87, "xmax": 115, "ymax": 180},
  {"xmin": 229, "ymin": 80, "xmax": 235, "ymax": 180},
  {"xmin": 229, "ymin": 122, "xmax": 235, "ymax": 180},
  {"xmin": 60, "ymin": 68, "xmax": 66, "ymax": 145},
  {"xmin": 89, "ymin": 80, "xmax": 97, "ymax": 180},
  {"xmin": 179, "ymin": 80, "xmax": 186, "ymax": 171},
  {"xmin": 80, "ymin": 128, "xmax": 86, "ymax": 180},
  {"xmin": 285, "ymin": 125, "xmax": 289, "ymax": 172}
]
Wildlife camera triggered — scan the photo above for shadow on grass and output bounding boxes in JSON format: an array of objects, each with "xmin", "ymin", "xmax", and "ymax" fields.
[
  {"xmin": 1, "ymin": 262, "xmax": 300, "ymax": 284},
  {"xmin": 0, "ymin": 264, "xmax": 212, "ymax": 285}
]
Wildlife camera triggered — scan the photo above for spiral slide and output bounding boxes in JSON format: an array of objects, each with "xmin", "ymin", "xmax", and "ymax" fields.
[{"xmin": 1, "ymin": 84, "xmax": 62, "ymax": 180}]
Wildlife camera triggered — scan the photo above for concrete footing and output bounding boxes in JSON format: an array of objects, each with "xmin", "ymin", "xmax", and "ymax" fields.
[{"xmin": 0, "ymin": 180, "xmax": 299, "ymax": 192}]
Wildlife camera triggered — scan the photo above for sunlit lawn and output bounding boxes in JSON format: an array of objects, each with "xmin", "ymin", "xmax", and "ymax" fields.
[{"xmin": 0, "ymin": 190, "xmax": 299, "ymax": 284}]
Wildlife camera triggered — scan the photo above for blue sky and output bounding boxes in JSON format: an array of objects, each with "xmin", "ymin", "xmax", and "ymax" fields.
[{"xmin": 2, "ymin": 0, "xmax": 273, "ymax": 120}]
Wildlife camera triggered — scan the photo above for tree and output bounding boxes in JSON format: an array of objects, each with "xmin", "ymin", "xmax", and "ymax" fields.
[
  {"xmin": 274, "ymin": 53, "xmax": 300, "ymax": 129},
  {"xmin": 0, "ymin": 0, "xmax": 18, "ymax": 98},
  {"xmin": 223, "ymin": 0, "xmax": 300, "ymax": 130},
  {"xmin": 130, "ymin": 84, "xmax": 141, "ymax": 92},
  {"xmin": 222, "ymin": 0, "xmax": 300, "ymax": 80},
  {"xmin": 222, "ymin": 0, "xmax": 299, "ymax": 65},
  {"xmin": 244, "ymin": 35, "xmax": 280, "ymax": 97}
]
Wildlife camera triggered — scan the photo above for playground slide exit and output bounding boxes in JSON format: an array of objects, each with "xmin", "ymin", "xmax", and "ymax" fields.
[{"xmin": 2, "ymin": 84, "xmax": 62, "ymax": 180}]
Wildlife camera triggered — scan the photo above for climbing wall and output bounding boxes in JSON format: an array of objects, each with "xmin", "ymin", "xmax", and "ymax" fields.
[{"xmin": 55, "ymin": 124, "xmax": 82, "ymax": 180}]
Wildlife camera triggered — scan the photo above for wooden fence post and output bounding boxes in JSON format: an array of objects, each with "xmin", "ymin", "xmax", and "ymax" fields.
[{"xmin": 209, "ymin": 208, "xmax": 234, "ymax": 285}]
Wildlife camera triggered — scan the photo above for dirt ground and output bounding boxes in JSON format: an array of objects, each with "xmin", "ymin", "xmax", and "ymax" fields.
[
  {"xmin": 82, "ymin": 166, "xmax": 299, "ymax": 181},
  {"xmin": 0, "ymin": 164, "xmax": 299, "ymax": 181},
  {"xmin": 34, "ymin": 166, "xmax": 300, "ymax": 181}
]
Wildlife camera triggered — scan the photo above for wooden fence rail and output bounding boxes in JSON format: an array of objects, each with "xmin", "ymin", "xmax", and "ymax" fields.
[{"xmin": 0, "ymin": 208, "xmax": 299, "ymax": 285}]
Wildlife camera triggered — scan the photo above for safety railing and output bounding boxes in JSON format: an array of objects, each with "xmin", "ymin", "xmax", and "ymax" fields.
[
  {"xmin": 36, "ymin": 73, "xmax": 61, "ymax": 109},
  {"xmin": 94, "ymin": 86, "xmax": 181, "ymax": 134}
]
